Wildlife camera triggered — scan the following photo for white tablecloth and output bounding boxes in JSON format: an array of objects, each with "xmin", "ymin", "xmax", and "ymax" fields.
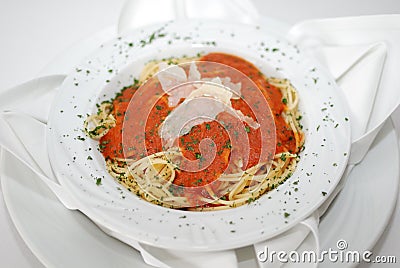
[{"xmin": 0, "ymin": 0, "xmax": 399, "ymax": 267}]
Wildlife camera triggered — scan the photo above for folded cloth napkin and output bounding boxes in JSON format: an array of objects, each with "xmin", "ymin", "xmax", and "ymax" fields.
[
  {"xmin": 288, "ymin": 15, "xmax": 400, "ymax": 163},
  {"xmin": 118, "ymin": 0, "xmax": 260, "ymax": 34},
  {"xmin": 1, "ymin": 13, "xmax": 400, "ymax": 268},
  {"xmin": 287, "ymin": 15, "xmax": 400, "ymax": 219}
]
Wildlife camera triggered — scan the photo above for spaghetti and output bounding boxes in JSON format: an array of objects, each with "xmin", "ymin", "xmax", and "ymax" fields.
[{"xmin": 84, "ymin": 53, "xmax": 304, "ymax": 210}]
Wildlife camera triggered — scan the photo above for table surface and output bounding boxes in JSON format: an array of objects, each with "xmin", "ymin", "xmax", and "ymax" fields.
[{"xmin": 1, "ymin": 0, "xmax": 399, "ymax": 267}]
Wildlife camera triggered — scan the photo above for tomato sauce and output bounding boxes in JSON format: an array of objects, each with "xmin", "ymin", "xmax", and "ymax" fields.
[{"xmin": 99, "ymin": 53, "xmax": 297, "ymax": 188}]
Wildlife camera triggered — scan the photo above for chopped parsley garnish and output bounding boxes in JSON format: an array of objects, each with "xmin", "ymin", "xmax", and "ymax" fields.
[{"xmin": 223, "ymin": 140, "xmax": 232, "ymax": 149}]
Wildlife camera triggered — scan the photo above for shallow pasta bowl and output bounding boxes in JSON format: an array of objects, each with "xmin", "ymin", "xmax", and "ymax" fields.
[{"xmin": 47, "ymin": 19, "xmax": 351, "ymax": 251}]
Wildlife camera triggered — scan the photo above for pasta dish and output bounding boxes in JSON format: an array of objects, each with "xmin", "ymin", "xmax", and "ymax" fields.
[{"xmin": 84, "ymin": 52, "xmax": 304, "ymax": 211}]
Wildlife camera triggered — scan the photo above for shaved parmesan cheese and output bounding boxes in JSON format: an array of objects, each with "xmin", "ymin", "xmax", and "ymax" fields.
[
  {"xmin": 236, "ymin": 110, "xmax": 260, "ymax": 129},
  {"xmin": 160, "ymin": 84, "xmax": 232, "ymax": 147},
  {"xmin": 188, "ymin": 61, "xmax": 201, "ymax": 81},
  {"xmin": 158, "ymin": 62, "xmax": 200, "ymax": 107},
  {"xmin": 157, "ymin": 62, "xmax": 258, "ymax": 147},
  {"xmin": 202, "ymin": 77, "xmax": 242, "ymax": 99},
  {"xmin": 186, "ymin": 83, "xmax": 232, "ymax": 105}
]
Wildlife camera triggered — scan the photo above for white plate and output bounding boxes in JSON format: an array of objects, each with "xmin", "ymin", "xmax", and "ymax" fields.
[
  {"xmin": 46, "ymin": 19, "xmax": 351, "ymax": 251},
  {"xmin": 319, "ymin": 119, "xmax": 399, "ymax": 267},
  {"xmin": 1, "ymin": 118, "xmax": 397, "ymax": 267}
]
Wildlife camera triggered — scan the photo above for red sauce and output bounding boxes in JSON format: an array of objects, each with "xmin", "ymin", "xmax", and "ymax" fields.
[
  {"xmin": 99, "ymin": 53, "xmax": 297, "ymax": 188},
  {"xmin": 200, "ymin": 53, "xmax": 296, "ymax": 155}
]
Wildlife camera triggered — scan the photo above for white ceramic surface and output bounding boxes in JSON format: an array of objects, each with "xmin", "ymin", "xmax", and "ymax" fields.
[
  {"xmin": 319, "ymin": 119, "xmax": 399, "ymax": 267},
  {"xmin": 46, "ymin": 19, "xmax": 350, "ymax": 251}
]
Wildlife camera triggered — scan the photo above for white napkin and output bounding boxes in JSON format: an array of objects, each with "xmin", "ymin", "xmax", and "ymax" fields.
[
  {"xmin": 0, "ymin": 76, "xmax": 78, "ymax": 210},
  {"xmin": 288, "ymin": 15, "xmax": 400, "ymax": 163},
  {"xmin": 118, "ymin": 0, "xmax": 260, "ymax": 35},
  {"xmin": 1, "ymin": 13, "xmax": 400, "ymax": 268},
  {"xmin": 0, "ymin": 76, "xmax": 60, "ymax": 185},
  {"xmin": 288, "ymin": 15, "xmax": 400, "ymax": 220},
  {"xmin": 254, "ymin": 212, "xmax": 319, "ymax": 268}
]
